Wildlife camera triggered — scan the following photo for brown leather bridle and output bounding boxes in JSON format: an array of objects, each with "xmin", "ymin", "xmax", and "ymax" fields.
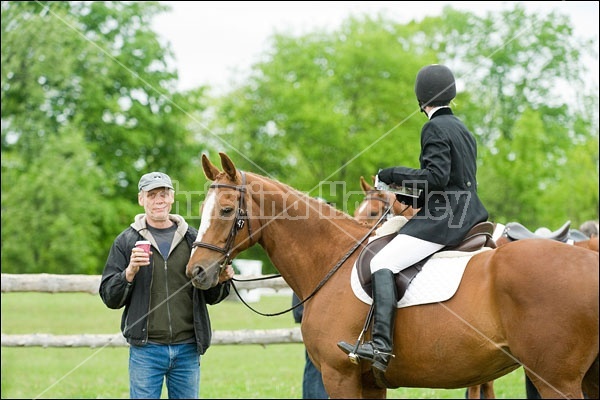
[
  {"xmin": 364, "ymin": 191, "xmax": 393, "ymax": 212},
  {"xmin": 191, "ymin": 171, "xmax": 254, "ymax": 268},
  {"xmin": 362, "ymin": 190, "xmax": 411, "ymax": 224},
  {"xmin": 191, "ymin": 170, "xmax": 384, "ymax": 317}
]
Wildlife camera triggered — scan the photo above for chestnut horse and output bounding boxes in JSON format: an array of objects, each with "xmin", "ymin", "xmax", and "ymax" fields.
[
  {"xmin": 355, "ymin": 194, "xmax": 599, "ymax": 399},
  {"xmin": 353, "ymin": 175, "xmax": 417, "ymax": 225},
  {"xmin": 187, "ymin": 152, "xmax": 599, "ymax": 399}
]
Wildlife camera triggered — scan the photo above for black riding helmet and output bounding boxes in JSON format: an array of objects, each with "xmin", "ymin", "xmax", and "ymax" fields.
[{"xmin": 415, "ymin": 64, "xmax": 456, "ymax": 110}]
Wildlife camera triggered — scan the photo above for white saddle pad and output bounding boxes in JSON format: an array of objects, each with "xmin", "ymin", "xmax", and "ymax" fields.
[{"xmin": 350, "ymin": 247, "xmax": 493, "ymax": 308}]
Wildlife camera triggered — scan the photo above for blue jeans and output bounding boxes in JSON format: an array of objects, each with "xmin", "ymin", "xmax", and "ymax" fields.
[
  {"xmin": 303, "ymin": 349, "xmax": 328, "ymax": 399},
  {"xmin": 129, "ymin": 343, "xmax": 200, "ymax": 399}
]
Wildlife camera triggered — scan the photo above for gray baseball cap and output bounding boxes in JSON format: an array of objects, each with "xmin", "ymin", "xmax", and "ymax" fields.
[{"xmin": 138, "ymin": 172, "xmax": 174, "ymax": 191}]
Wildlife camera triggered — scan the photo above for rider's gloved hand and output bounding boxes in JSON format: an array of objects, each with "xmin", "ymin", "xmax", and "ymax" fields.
[{"xmin": 377, "ymin": 168, "xmax": 394, "ymax": 184}]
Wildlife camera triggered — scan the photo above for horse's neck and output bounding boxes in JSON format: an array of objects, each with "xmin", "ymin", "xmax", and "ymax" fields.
[{"xmin": 253, "ymin": 178, "xmax": 366, "ymax": 294}]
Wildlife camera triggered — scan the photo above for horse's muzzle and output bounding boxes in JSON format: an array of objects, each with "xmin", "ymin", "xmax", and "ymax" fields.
[{"xmin": 188, "ymin": 263, "xmax": 219, "ymax": 290}]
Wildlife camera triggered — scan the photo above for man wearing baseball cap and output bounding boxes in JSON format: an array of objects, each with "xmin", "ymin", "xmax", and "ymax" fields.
[
  {"xmin": 100, "ymin": 171, "xmax": 234, "ymax": 398},
  {"xmin": 137, "ymin": 171, "xmax": 175, "ymax": 191}
]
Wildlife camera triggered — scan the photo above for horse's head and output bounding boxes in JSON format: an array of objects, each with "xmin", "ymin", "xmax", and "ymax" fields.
[
  {"xmin": 354, "ymin": 175, "xmax": 416, "ymax": 227},
  {"xmin": 186, "ymin": 152, "xmax": 257, "ymax": 289}
]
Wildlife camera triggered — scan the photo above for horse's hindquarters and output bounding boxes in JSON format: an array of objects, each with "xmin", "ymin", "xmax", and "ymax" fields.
[
  {"xmin": 381, "ymin": 241, "xmax": 598, "ymax": 395},
  {"xmin": 492, "ymin": 240, "xmax": 599, "ymax": 397},
  {"xmin": 386, "ymin": 257, "xmax": 518, "ymax": 387}
]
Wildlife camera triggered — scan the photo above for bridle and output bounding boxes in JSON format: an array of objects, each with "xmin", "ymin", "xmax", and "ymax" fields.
[
  {"xmin": 190, "ymin": 170, "xmax": 384, "ymax": 317},
  {"xmin": 191, "ymin": 171, "xmax": 254, "ymax": 269},
  {"xmin": 362, "ymin": 189, "xmax": 414, "ymax": 222},
  {"xmin": 363, "ymin": 190, "xmax": 394, "ymax": 216}
]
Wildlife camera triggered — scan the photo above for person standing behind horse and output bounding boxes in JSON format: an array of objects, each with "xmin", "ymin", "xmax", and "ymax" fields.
[
  {"xmin": 99, "ymin": 171, "xmax": 234, "ymax": 399},
  {"xmin": 292, "ymin": 293, "xmax": 329, "ymax": 399},
  {"xmin": 338, "ymin": 64, "xmax": 489, "ymax": 373}
]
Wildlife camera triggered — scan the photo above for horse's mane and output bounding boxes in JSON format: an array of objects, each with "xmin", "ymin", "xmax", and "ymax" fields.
[{"xmin": 246, "ymin": 171, "xmax": 360, "ymax": 224}]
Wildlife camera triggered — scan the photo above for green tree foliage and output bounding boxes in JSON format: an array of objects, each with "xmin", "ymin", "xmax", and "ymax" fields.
[
  {"xmin": 416, "ymin": 5, "xmax": 599, "ymax": 227},
  {"xmin": 416, "ymin": 4, "xmax": 598, "ymax": 142},
  {"xmin": 1, "ymin": 1, "xmax": 208, "ymax": 273},
  {"xmin": 1, "ymin": 127, "xmax": 113, "ymax": 273},
  {"xmin": 212, "ymin": 6, "xmax": 598, "ymax": 231},
  {"xmin": 480, "ymin": 107, "xmax": 599, "ymax": 227},
  {"xmin": 211, "ymin": 16, "xmax": 430, "ymax": 213},
  {"xmin": 2, "ymin": 2, "xmax": 203, "ymax": 197},
  {"xmin": 2, "ymin": 3, "xmax": 597, "ymax": 275}
]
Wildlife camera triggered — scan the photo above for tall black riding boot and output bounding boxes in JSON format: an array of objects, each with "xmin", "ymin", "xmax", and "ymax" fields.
[{"xmin": 337, "ymin": 268, "xmax": 397, "ymax": 372}]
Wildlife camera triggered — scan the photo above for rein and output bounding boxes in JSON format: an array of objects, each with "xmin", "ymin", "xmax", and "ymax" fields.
[
  {"xmin": 363, "ymin": 191, "xmax": 411, "ymax": 226},
  {"xmin": 193, "ymin": 171, "xmax": 392, "ymax": 316},
  {"xmin": 232, "ymin": 200, "xmax": 393, "ymax": 317},
  {"xmin": 364, "ymin": 191, "xmax": 393, "ymax": 211}
]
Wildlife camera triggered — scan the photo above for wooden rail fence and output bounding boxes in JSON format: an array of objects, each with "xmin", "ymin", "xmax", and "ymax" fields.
[{"xmin": 1, "ymin": 273, "xmax": 302, "ymax": 348}]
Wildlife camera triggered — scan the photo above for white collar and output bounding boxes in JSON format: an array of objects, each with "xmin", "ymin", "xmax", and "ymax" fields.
[{"xmin": 427, "ymin": 106, "xmax": 450, "ymax": 119}]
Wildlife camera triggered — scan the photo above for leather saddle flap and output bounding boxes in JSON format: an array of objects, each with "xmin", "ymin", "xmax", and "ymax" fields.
[{"xmin": 356, "ymin": 234, "xmax": 423, "ymax": 298}]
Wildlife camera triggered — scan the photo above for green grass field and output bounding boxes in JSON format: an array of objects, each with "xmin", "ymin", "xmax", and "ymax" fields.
[{"xmin": 1, "ymin": 292, "xmax": 527, "ymax": 398}]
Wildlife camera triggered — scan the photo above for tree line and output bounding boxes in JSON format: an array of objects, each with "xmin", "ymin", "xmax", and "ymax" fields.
[{"xmin": 1, "ymin": 1, "xmax": 598, "ymax": 274}]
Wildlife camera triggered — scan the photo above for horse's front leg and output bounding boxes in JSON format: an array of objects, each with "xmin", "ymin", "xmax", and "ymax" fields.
[{"xmin": 321, "ymin": 362, "xmax": 385, "ymax": 399}]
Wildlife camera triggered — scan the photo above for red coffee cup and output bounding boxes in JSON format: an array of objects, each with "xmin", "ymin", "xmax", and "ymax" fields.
[{"xmin": 135, "ymin": 240, "xmax": 151, "ymax": 254}]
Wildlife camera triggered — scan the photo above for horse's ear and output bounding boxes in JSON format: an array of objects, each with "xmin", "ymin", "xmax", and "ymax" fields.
[
  {"xmin": 202, "ymin": 153, "xmax": 220, "ymax": 181},
  {"xmin": 219, "ymin": 152, "xmax": 237, "ymax": 180},
  {"xmin": 360, "ymin": 176, "xmax": 372, "ymax": 193}
]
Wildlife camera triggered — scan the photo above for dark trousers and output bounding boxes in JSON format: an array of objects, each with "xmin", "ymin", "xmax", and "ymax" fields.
[
  {"xmin": 525, "ymin": 375, "xmax": 541, "ymax": 399},
  {"xmin": 303, "ymin": 349, "xmax": 328, "ymax": 399}
]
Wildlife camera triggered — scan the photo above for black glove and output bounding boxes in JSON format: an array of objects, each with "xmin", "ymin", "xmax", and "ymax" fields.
[
  {"xmin": 396, "ymin": 193, "xmax": 424, "ymax": 209},
  {"xmin": 377, "ymin": 168, "xmax": 394, "ymax": 184}
]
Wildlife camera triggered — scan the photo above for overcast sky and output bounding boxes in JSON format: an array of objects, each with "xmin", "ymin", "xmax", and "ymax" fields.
[{"xmin": 152, "ymin": 1, "xmax": 599, "ymax": 93}]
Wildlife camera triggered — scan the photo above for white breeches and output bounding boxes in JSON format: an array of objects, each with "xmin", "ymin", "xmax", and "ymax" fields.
[{"xmin": 370, "ymin": 234, "xmax": 445, "ymax": 274}]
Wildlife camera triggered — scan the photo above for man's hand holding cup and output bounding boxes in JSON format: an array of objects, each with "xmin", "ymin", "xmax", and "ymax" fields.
[{"xmin": 126, "ymin": 240, "xmax": 152, "ymax": 282}]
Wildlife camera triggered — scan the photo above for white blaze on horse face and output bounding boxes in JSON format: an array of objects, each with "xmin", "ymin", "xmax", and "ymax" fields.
[
  {"xmin": 190, "ymin": 191, "xmax": 216, "ymax": 257},
  {"xmin": 357, "ymin": 201, "xmax": 369, "ymax": 216}
]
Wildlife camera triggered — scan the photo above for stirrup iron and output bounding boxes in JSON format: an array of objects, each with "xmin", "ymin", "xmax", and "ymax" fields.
[{"xmin": 346, "ymin": 302, "xmax": 375, "ymax": 364}]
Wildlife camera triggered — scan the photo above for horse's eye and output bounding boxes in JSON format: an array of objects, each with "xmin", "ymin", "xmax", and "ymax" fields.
[
  {"xmin": 369, "ymin": 211, "xmax": 379, "ymax": 217},
  {"xmin": 220, "ymin": 207, "xmax": 234, "ymax": 216}
]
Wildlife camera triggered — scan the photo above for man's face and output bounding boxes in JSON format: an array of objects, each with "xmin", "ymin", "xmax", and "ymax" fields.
[{"xmin": 138, "ymin": 187, "xmax": 174, "ymax": 222}]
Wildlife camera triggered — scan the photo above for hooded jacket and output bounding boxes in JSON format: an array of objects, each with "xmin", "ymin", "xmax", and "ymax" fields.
[{"xmin": 99, "ymin": 214, "xmax": 230, "ymax": 354}]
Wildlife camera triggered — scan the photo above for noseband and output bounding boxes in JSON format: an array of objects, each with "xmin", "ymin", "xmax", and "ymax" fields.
[
  {"xmin": 191, "ymin": 171, "xmax": 253, "ymax": 267},
  {"xmin": 362, "ymin": 191, "xmax": 398, "ymax": 225},
  {"xmin": 364, "ymin": 191, "xmax": 393, "ymax": 214}
]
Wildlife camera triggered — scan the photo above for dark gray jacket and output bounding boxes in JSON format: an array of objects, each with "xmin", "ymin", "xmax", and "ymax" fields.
[
  {"xmin": 381, "ymin": 108, "xmax": 489, "ymax": 245},
  {"xmin": 99, "ymin": 214, "xmax": 230, "ymax": 354}
]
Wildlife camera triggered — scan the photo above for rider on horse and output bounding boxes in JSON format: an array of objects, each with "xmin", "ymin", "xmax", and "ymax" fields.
[{"xmin": 338, "ymin": 64, "xmax": 489, "ymax": 373}]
